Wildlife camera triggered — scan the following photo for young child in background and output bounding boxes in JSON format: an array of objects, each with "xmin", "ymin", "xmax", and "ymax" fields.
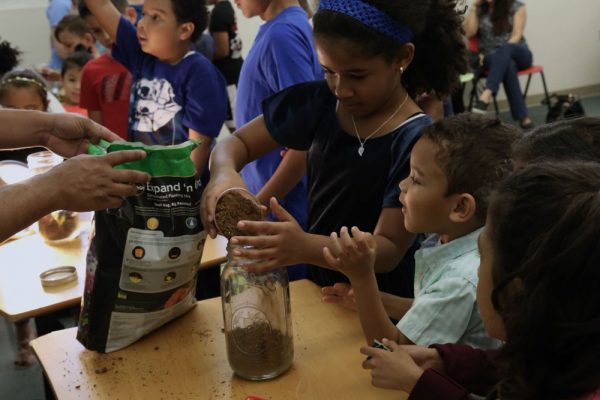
[
  {"xmin": 362, "ymin": 161, "xmax": 600, "ymax": 400},
  {"xmin": 0, "ymin": 69, "xmax": 51, "ymax": 367},
  {"xmin": 55, "ymin": 15, "xmax": 100, "ymax": 58},
  {"xmin": 234, "ymin": 0, "xmax": 321, "ymax": 241},
  {"xmin": 323, "ymin": 114, "xmax": 519, "ymax": 348},
  {"xmin": 78, "ymin": 0, "xmax": 136, "ymax": 140},
  {"xmin": 60, "ymin": 51, "xmax": 94, "ymax": 116},
  {"xmin": 83, "ymin": 0, "xmax": 227, "ymax": 183},
  {"xmin": 201, "ymin": 0, "xmax": 468, "ymax": 299},
  {"xmin": 207, "ymin": 0, "xmax": 243, "ymax": 133},
  {"xmin": 0, "ymin": 70, "xmax": 50, "ymax": 162},
  {"xmin": 512, "ymin": 116, "xmax": 600, "ymax": 165}
]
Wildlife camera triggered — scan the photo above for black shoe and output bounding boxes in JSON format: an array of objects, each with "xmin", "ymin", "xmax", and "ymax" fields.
[{"xmin": 472, "ymin": 100, "xmax": 489, "ymax": 114}]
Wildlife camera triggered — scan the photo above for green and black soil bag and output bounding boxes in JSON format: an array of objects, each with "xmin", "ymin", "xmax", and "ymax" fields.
[{"xmin": 77, "ymin": 140, "xmax": 206, "ymax": 352}]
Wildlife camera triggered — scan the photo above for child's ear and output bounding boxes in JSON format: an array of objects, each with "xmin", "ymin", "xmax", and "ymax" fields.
[
  {"xmin": 449, "ymin": 193, "xmax": 477, "ymax": 223},
  {"xmin": 125, "ymin": 6, "xmax": 138, "ymax": 24},
  {"xmin": 395, "ymin": 43, "xmax": 415, "ymax": 72},
  {"xmin": 179, "ymin": 22, "xmax": 195, "ymax": 41},
  {"xmin": 83, "ymin": 33, "xmax": 95, "ymax": 47}
]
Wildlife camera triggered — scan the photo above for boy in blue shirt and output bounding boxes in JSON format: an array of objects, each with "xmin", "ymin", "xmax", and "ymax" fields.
[
  {"xmin": 83, "ymin": 0, "xmax": 227, "ymax": 182},
  {"xmin": 323, "ymin": 113, "xmax": 520, "ymax": 349}
]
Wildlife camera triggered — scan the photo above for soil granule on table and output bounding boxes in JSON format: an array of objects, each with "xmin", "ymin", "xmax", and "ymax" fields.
[
  {"xmin": 214, "ymin": 190, "xmax": 263, "ymax": 239},
  {"xmin": 225, "ymin": 322, "xmax": 293, "ymax": 379}
]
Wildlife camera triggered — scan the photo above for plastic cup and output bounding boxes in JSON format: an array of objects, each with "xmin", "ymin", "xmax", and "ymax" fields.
[{"xmin": 214, "ymin": 188, "xmax": 263, "ymax": 239}]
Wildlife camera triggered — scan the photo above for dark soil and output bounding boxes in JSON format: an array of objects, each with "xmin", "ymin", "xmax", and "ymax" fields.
[
  {"xmin": 225, "ymin": 322, "xmax": 293, "ymax": 379},
  {"xmin": 214, "ymin": 190, "xmax": 262, "ymax": 239}
]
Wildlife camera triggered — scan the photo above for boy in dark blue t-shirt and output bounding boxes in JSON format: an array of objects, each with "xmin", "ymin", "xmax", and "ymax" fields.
[{"xmin": 83, "ymin": 0, "xmax": 227, "ymax": 181}]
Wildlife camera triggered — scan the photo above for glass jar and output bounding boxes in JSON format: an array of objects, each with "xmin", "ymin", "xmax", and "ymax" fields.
[
  {"xmin": 27, "ymin": 151, "xmax": 80, "ymax": 244},
  {"xmin": 221, "ymin": 244, "xmax": 294, "ymax": 380}
]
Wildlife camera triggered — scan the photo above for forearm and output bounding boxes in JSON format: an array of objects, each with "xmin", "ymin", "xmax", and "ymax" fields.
[
  {"xmin": 256, "ymin": 149, "xmax": 306, "ymax": 206},
  {"xmin": 0, "ymin": 175, "xmax": 59, "ymax": 242},
  {"xmin": 189, "ymin": 130, "xmax": 212, "ymax": 177},
  {"xmin": 463, "ymin": 5, "xmax": 479, "ymax": 38},
  {"xmin": 209, "ymin": 135, "xmax": 252, "ymax": 175},
  {"xmin": 372, "ymin": 232, "xmax": 414, "ymax": 273},
  {"xmin": 83, "ymin": 0, "xmax": 120, "ymax": 40},
  {"xmin": 380, "ymin": 292, "xmax": 414, "ymax": 321},
  {"xmin": 0, "ymin": 110, "xmax": 51, "ymax": 149},
  {"xmin": 351, "ymin": 273, "xmax": 400, "ymax": 345}
]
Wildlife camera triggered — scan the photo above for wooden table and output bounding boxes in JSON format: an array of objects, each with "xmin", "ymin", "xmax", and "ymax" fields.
[
  {"xmin": 0, "ymin": 225, "xmax": 228, "ymax": 322},
  {"xmin": 31, "ymin": 280, "xmax": 407, "ymax": 400}
]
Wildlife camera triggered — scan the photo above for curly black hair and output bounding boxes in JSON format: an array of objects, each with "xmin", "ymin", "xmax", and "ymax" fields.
[
  {"xmin": 512, "ymin": 117, "xmax": 600, "ymax": 165},
  {"xmin": 171, "ymin": 0, "xmax": 208, "ymax": 42},
  {"xmin": 313, "ymin": 0, "xmax": 469, "ymax": 98},
  {"xmin": 0, "ymin": 38, "xmax": 22, "ymax": 77},
  {"xmin": 422, "ymin": 113, "xmax": 520, "ymax": 223},
  {"xmin": 487, "ymin": 161, "xmax": 600, "ymax": 399}
]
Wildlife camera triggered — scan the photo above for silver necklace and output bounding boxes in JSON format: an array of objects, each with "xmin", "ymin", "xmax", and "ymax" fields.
[{"xmin": 351, "ymin": 93, "xmax": 409, "ymax": 156}]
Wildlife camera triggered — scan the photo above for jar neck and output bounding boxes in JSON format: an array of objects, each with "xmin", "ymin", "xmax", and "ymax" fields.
[{"xmin": 226, "ymin": 243, "xmax": 257, "ymax": 266}]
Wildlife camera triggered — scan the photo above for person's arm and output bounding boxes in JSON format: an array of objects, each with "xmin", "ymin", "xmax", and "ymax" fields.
[
  {"xmin": 321, "ymin": 282, "xmax": 414, "ymax": 320},
  {"xmin": 0, "ymin": 150, "xmax": 149, "ymax": 242},
  {"xmin": 463, "ymin": 0, "xmax": 483, "ymax": 39},
  {"xmin": 508, "ymin": 5, "xmax": 526, "ymax": 43},
  {"xmin": 255, "ymin": 149, "xmax": 306, "ymax": 207},
  {"xmin": 372, "ymin": 207, "xmax": 416, "ymax": 273},
  {"xmin": 200, "ymin": 116, "xmax": 281, "ymax": 236},
  {"xmin": 0, "ymin": 109, "xmax": 120, "ymax": 154},
  {"xmin": 212, "ymin": 31, "xmax": 230, "ymax": 60},
  {"xmin": 189, "ymin": 129, "xmax": 212, "ymax": 178},
  {"xmin": 83, "ymin": 0, "xmax": 121, "ymax": 40},
  {"xmin": 323, "ymin": 227, "xmax": 402, "ymax": 344},
  {"xmin": 381, "ymin": 291, "xmax": 414, "ymax": 321}
]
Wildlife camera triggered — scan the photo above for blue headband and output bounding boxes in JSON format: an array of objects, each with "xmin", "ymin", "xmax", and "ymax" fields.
[{"xmin": 318, "ymin": 0, "xmax": 414, "ymax": 44}]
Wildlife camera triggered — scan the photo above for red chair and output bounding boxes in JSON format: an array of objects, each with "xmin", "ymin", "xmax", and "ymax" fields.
[{"xmin": 467, "ymin": 37, "xmax": 551, "ymax": 116}]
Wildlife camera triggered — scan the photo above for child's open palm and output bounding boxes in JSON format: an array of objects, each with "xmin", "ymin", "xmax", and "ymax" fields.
[{"xmin": 323, "ymin": 226, "xmax": 376, "ymax": 282}]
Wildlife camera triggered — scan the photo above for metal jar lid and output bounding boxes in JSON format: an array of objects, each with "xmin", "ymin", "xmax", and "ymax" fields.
[{"xmin": 40, "ymin": 266, "xmax": 77, "ymax": 287}]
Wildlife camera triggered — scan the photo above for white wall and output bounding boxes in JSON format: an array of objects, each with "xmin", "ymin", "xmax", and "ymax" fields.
[{"xmin": 1, "ymin": 0, "xmax": 599, "ymax": 96}]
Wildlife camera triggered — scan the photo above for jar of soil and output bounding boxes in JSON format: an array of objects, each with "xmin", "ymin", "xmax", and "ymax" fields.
[
  {"xmin": 221, "ymin": 243, "xmax": 294, "ymax": 380},
  {"xmin": 27, "ymin": 151, "xmax": 80, "ymax": 244}
]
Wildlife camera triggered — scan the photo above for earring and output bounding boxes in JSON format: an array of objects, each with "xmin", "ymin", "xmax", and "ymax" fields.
[{"xmin": 400, "ymin": 66, "xmax": 404, "ymax": 75}]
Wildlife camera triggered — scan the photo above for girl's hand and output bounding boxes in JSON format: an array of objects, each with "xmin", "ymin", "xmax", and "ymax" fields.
[
  {"xmin": 321, "ymin": 282, "xmax": 357, "ymax": 311},
  {"xmin": 200, "ymin": 171, "xmax": 248, "ymax": 238},
  {"xmin": 399, "ymin": 342, "xmax": 445, "ymax": 373},
  {"xmin": 360, "ymin": 338, "xmax": 424, "ymax": 392},
  {"xmin": 322, "ymin": 226, "xmax": 376, "ymax": 282},
  {"xmin": 228, "ymin": 197, "xmax": 308, "ymax": 271}
]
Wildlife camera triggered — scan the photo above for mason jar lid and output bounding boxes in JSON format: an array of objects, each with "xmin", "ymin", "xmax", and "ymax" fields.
[{"xmin": 39, "ymin": 266, "xmax": 77, "ymax": 287}]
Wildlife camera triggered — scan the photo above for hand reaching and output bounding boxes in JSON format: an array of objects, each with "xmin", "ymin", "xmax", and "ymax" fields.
[
  {"xmin": 44, "ymin": 113, "xmax": 122, "ymax": 158},
  {"xmin": 322, "ymin": 226, "xmax": 376, "ymax": 282},
  {"xmin": 321, "ymin": 282, "xmax": 357, "ymax": 311},
  {"xmin": 200, "ymin": 171, "xmax": 248, "ymax": 238},
  {"xmin": 227, "ymin": 197, "xmax": 308, "ymax": 272},
  {"xmin": 46, "ymin": 150, "xmax": 150, "ymax": 212}
]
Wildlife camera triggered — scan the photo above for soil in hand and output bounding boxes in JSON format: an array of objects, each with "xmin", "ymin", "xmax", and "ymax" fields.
[
  {"xmin": 226, "ymin": 322, "xmax": 293, "ymax": 379},
  {"xmin": 214, "ymin": 190, "xmax": 263, "ymax": 239}
]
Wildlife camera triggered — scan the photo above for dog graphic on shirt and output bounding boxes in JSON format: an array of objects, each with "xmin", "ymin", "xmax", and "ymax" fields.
[{"xmin": 133, "ymin": 78, "xmax": 182, "ymax": 133}]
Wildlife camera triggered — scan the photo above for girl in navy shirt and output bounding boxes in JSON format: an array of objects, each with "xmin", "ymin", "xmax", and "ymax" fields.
[{"xmin": 201, "ymin": 0, "xmax": 468, "ymax": 297}]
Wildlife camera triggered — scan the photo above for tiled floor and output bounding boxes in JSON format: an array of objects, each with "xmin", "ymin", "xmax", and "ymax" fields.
[{"xmin": 1, "ymin": 95, "xmax": 599, "ymax": 400}]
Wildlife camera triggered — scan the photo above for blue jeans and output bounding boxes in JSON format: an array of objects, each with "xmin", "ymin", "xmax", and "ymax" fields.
[{"xmin": 484, "ymin": 43, "xmax": 533, "ymax": 121}]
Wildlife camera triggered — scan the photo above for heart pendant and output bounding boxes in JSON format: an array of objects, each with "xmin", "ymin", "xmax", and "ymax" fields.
[{"xmin": 358, "ymin": 145, "xmax": 364, "ymax": 157}]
